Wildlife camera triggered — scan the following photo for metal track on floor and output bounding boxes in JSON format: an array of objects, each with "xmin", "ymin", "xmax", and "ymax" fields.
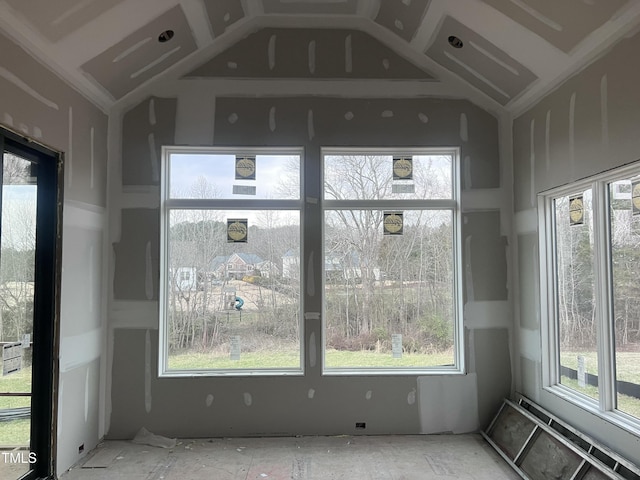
[{"xmin": 482, "ymin": 397, "xmax": 640, "ymax": 480}]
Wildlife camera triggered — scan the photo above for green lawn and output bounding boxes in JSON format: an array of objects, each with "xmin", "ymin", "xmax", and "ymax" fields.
[
  {"xmin": 167, "ymin": 349, "xmax": 454, "ymax": 370},
  {"xmin": 0, "ymin": 367, "xmax": 31, "ymax": 447},
  {"xmin": 561, "ymin": 351, "xmax": 640, "ymax": 419}
]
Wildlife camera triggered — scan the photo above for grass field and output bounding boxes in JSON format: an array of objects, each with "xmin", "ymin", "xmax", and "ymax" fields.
[
  {"xmin": 0, "ymin": 367, "xmax": 31, "ymax": 447},
  {"xmin": 167, "ymin": 349, "xmax": 455, "ymax": 370},
  {"xmin": 561, "ymin": 351, "xmax": 640, "ymax": 419}
]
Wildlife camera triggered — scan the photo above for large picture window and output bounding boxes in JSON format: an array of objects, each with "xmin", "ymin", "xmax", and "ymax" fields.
[
  {"xmin": 160, "ymin": 148, "xmax": 303, "ymax": 375},
  {"xmin": 159, "ymin": 146, "xmax": 464, "ymax": 376},
  {"xmin": 322, "ymin": 149, "xmax": 463, "ymax": 373},
  {"xmin": 541, "ymin": 163, "xmax": 640, "ymax": 429}
]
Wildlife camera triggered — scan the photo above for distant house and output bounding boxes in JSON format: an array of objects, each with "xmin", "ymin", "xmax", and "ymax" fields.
[
  {"xmin": 209, "ymin": 253, "xmax": 280, "ymax": 280},
  {"xmin": 282, "ymin": 249, "xmax": 381, "ymax": 281},
  {"xmin": 171, "ymin": 266, "xmax": 198, "ymax": 291}
]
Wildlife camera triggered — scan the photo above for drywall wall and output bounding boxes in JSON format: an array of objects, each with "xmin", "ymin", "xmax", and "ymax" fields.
[
  {"xmin": 107, "ymin": 81, "xmax": 512, "ymax": 438},
  {"xmin": 512, "ymin": 28, "xmax": 640, "ymax": 466},
  {"xmin": 0, "ymin": 31, "xmax": 108, "ymax": 474}
]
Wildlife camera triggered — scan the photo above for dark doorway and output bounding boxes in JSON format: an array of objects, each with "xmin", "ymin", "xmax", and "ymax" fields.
[{"xmin": 0, "ymin": 127, "xmax": 62, "ymax": 480}]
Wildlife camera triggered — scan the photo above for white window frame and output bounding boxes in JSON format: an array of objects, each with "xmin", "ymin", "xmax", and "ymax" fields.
[
  {"xmin": 158, "ymin": 146, "xmax": 305, "ymax": 377},
  {"xmin": 320, "ymin": 147, "xmax": 465, "ymax": 375},
  {"xmin": 539, "ymin": 162, "xmax": 640, "ymax": 435}
]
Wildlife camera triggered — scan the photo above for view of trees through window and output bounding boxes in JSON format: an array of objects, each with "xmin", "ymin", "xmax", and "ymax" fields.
[
  {"xmin": 550, "ymin": 178, "xmax": 640, "ymax": 420},
  {"xmin": 322, "ymin": 153, "xmax": 460, "ymax": 370},
  {"xmin": 0, "ymin": 153, "xmax": 35, "ymax": 448},
  {"xmin": 609, "ymin": 178, "xmax": 640, "ymax": 419},
  {"xmin": 163, "ymin": 152, "xmax": 302, "ymax": 371},
  {"xmin": 554, "ymin": 191, "xmax": 599, "ymax": 400},
  {"xmin": 162, "ymin": 149, "xmax": 462, "ymax": 373}
]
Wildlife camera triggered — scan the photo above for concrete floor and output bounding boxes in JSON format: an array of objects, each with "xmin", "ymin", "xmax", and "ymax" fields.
[{"xmin": 58, "ymin": 434, "xmax": 518, "ymax": 480}]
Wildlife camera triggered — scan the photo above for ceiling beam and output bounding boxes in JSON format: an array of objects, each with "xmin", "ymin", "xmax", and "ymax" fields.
[{"xmin": 180, "ymin": 0, "xmax": 213, "ymax": 47}]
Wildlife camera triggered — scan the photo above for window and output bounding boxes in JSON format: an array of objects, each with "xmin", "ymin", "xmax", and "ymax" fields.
[
  {"xmin": 159, "ymin": 146, "xmax": 464, "ymax": 376},
  {"xmin": 160, "ymin": 148, "xmax": 303, "ymax": 375},
  {"xmin": 541, "ymin": 163, "xmax": 640, "ymax": 429},
  {"xmin": 322, "ymin": 149, "xmax": 463, "ymax": 373}
]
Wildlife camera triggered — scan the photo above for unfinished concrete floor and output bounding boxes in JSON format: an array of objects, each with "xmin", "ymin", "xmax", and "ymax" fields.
[{"xmin": 59, "ymin": 434, "xmax": 518, "ymax": 480}]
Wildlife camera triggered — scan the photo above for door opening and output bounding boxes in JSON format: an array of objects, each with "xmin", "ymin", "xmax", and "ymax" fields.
[{"xmin": 0, "ymin": 127, "xmax": 62, "ymax": 480}]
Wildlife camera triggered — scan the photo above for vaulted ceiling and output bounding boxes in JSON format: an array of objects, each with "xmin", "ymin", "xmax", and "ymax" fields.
[{"xmin": 0, "ymin": 0, "xmax": 638, "ymax": 115}]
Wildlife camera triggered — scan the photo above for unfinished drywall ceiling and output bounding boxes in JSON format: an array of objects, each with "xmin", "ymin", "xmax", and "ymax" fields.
[
  {"xmin": 185, "ymin": 28, "xmax": 435, "ymax": 79},
  {"xmin": 80, "ymin": 6, "xmax": 198, "ymax": 100},
  {"xmin": 0, "ymin": 0, "xmax": 637, "ymax": 112},
  {"xmin": 481, "ymin": 0, "xmax": 628, "ymax": 53},
  {"xmin": 5, "ymin": 0, "xmax": 127, "ymax": 42},
  {"xmin": 426, "ymin": 16, "xmax": 538, "ymax": 105}
]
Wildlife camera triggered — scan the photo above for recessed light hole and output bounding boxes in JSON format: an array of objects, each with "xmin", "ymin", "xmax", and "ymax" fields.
[
  {"xmin": 448, "ymin": 35, "xmax": 464, "ymax": 49},
  {"xmin": 158, "ymin": 30, "xmax": 175, "ymax": 43}
]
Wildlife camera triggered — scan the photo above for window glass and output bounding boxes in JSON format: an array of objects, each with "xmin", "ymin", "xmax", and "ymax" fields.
[
  {"xmin": 169, "ymin": 154, "xmax": 300, "ymax": 200},
  {"xmin": 553, "ymin": 190, "xmax": 599, "ymax": 400},
  {"xmin": 608, "ymin": 178, "xmax": 640, "ymax": 419},
  {"xmin": 162, "ymin": 148, "xmax": 303, "ymax": 375},
  {"xmin": 322, "ymin": 150, "xmax": 460, "ymax": 372},
  {"xmin": 324, "ymin": 209, "xmax": 456, "ymax": 369},
  {"xmin": 323, "ymin": 154, "xmax": 452, "ymax": 200}
]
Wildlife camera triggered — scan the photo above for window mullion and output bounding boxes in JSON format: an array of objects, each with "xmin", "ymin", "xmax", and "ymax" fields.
[{"xmin": 593, "ymin": 180, "xmax": 616, "ymax": 412}]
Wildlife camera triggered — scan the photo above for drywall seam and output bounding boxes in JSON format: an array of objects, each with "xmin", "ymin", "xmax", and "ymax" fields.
[
  {"xmin": 464, "ymin": 301, "xmax": 510, "ymax": 328},
  {"xmin": 529, "ymin": 118, "xmax": 535, "ymax": 207},
  {"xmin": 514, "ymin": 208, "xmax": 537, "ymax": 234},
  {"xmin": 63, "ymin": 201, "xmax": 105, "ymax": 229},
  {"xmin": 460, "ymin": 189, "xmax": 503, "ymax": 210},
  {"xmin": 418, "ymin": 374, "xmax": 479, "ymax": 434},
  {"xmin": 518, "ymin": 326, "xmax": 541, "ymax": 361},
  {"xmin": 545, "ymin": 109, "xmax": 551, "ymax": 173},
  {"xmin": 110, "ymin": 301, "xmax": 158, "ymax": 329},
  {"xmin": 600, "ymin": 74, "xmax": 608, "ymax": 150},
  {"xmin": 119, "ymin": 192, "xmax": 159, "ymax": 209},
  {"xmin": 59, "ymin": 328, "xmax": 102, "ymax": 373},
  {"xmin": 144, "ymin": 329, "xmax": 152, "ymax": 413}
]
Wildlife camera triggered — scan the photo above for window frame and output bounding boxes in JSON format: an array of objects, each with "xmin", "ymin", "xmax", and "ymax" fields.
[
  {"xmin": 158, "ymin": 146, "xmax": 305, "ymax": 377},
  {"xmin": 320, "ymin": 147, "xmax": 465, "ymax": 375},
  {"xmin": 539, "ymin": 161, "xmax": 640, "ymax": 435}
]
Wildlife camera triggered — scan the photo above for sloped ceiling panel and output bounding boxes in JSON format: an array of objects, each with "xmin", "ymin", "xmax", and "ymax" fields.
[
  {"xmin": 81, "ymin": 6, "xmax": 197, "ymax": 100},
  {"xmin": 203, "ymin": 0, "xmax": 246, "ymax": 37},
  {"xmin": 185, "ymin": 28, "xmax": 435, "ymax": 79},
  {"xmin": 426, "ymin": 16, "xmax": 537, "ymax": 105},
  {"xmin": 481, "ymin": 0, "xmax": 627, "ymax": 53},
  {"xmin": 262, "ymin": 0, "xmax": 358, "ymax": 15},
  {"xmin": 374, "ymin": 0, "xmax": 432, "ymax": 42},
  {"xmin": 6, "ymin": 0, "xmax": 126, "ymax": 42}
]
